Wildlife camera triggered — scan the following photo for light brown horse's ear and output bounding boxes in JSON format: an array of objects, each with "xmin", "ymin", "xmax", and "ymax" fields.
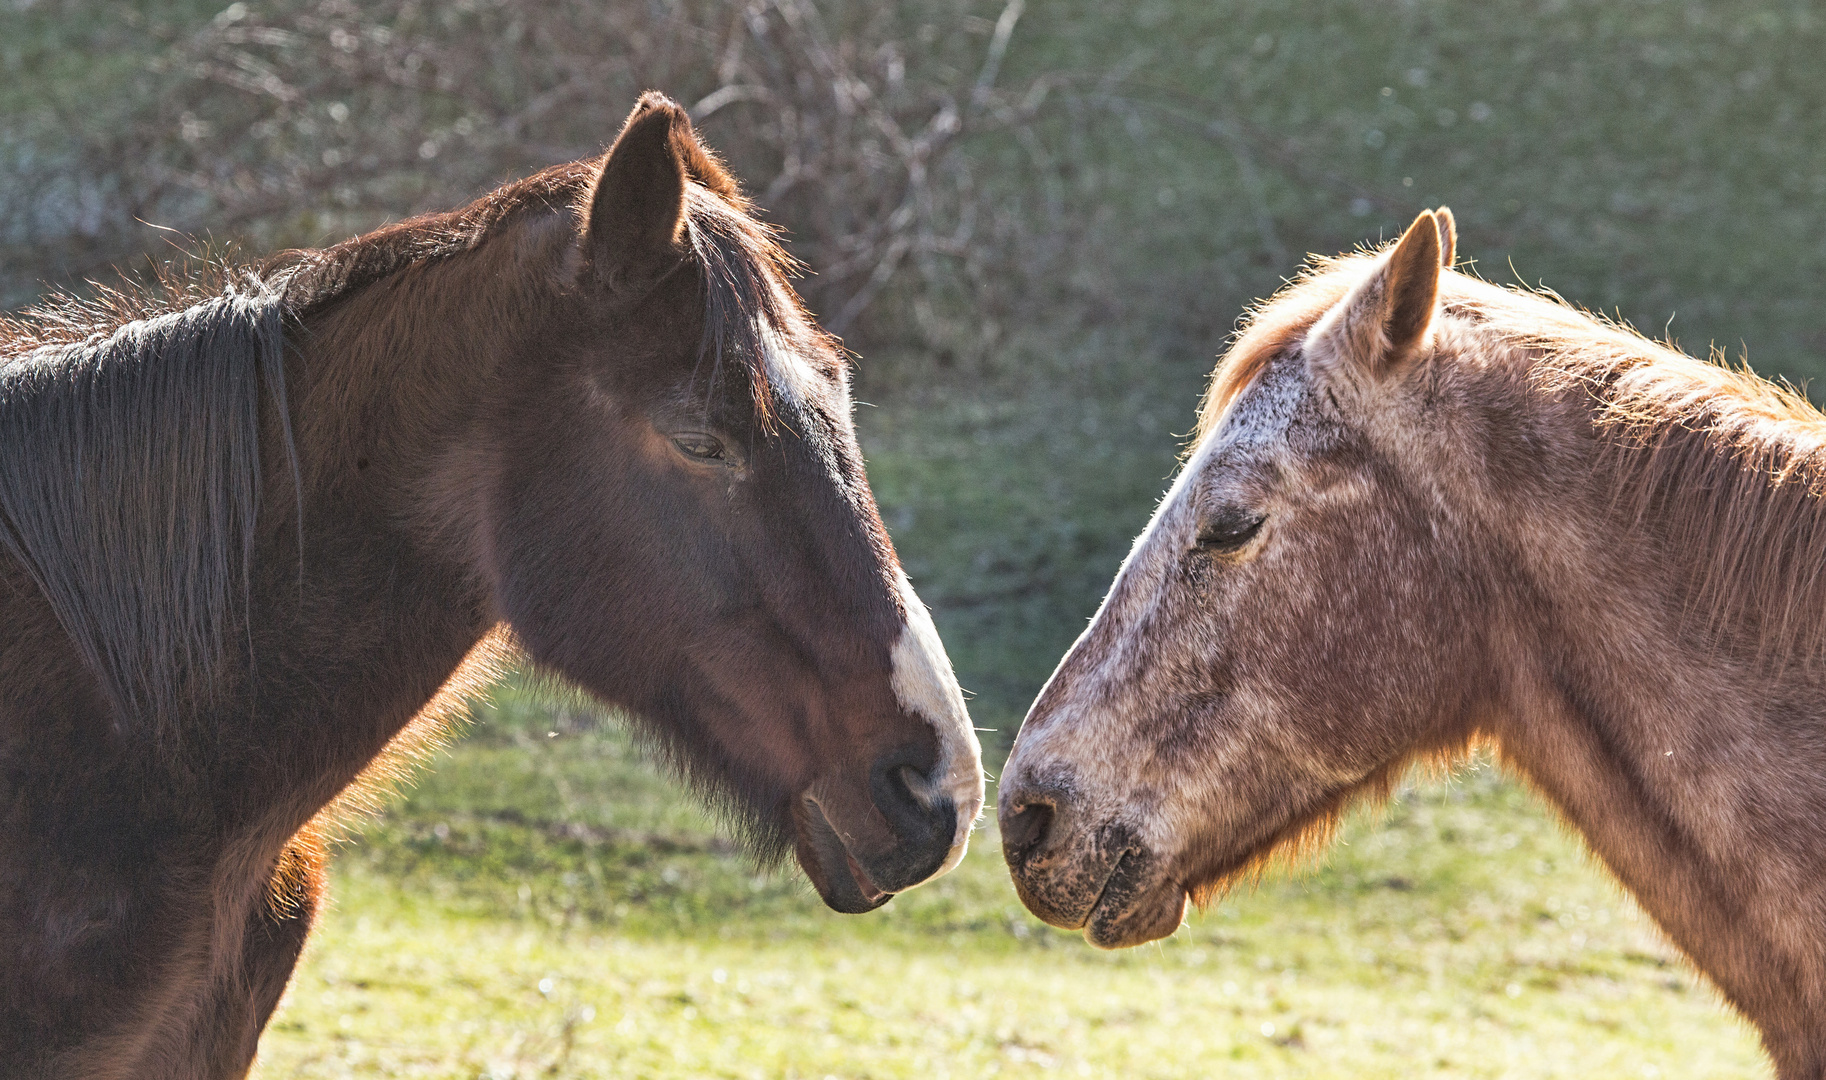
[
  {"xmin": 583, "ymin": 92, "xmax": 692, "ymax": 292},
  {"xmin": 1310, "ymin": 209, "xmax": 1444, "ymax": 374},
  {"xmin": 1434, "ymin": 206, "xmax": 1456, "ymax": 269}
]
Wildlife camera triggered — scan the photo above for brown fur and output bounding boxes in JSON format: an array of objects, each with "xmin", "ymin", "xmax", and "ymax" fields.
[
  {"xmin": 1003, "ymin": 209, "xmax": 1826, "ymax": 1077},
  {"xmin": 0, "ymin": 94, "xmax": 978, "ymax": 1078}
]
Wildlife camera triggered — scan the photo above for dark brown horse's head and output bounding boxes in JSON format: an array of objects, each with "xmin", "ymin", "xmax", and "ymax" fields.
[
  {"xmin": 998, "ymin": 211, "xmax": 1490, "ymax": 944},
  {"xmin": 469, "ymin": 95, "xmax": 982, "ymax": 911}
]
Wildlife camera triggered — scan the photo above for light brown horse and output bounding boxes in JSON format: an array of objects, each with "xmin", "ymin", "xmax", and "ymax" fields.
[
  {"xmin": 999, "ymin": 208, "xmax": 1826, "ymax": 1077},
  {"xmin": 0, "ymin": 94, "xmax": 981, "ymax": 1078}
]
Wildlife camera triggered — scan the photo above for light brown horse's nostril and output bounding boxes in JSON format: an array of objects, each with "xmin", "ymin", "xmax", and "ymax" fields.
[{"xmin": 999, "ymin": 800, "xmax": 1056, "ymax": 867}]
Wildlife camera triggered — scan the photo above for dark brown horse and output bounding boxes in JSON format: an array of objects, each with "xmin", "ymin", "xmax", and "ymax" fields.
[
  {"xmin": 0, "ymin": 94, "xmax": 982, "ymax": 1078},
  {"xmin": 1000, "ymin": 209, "xmax": 1826, "ymax": 1077}
]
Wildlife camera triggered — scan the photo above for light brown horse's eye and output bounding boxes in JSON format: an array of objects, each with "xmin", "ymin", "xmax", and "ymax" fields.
[
  {"xmin": 671, "ymin": 433, "xmax": 725, "ymax": 461},
  {"xmin": 1195, "ymin": 508, "xmax": 1265, "ymax": 553}
]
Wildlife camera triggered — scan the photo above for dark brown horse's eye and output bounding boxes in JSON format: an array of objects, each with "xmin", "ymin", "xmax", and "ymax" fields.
[
  {"xmin": 1195, "ymin": 507, "xmax": 1265, "ymax": 553},
  {"xmin": 671, "ymin": 433, "xmax": 724, "ymax": 461}
]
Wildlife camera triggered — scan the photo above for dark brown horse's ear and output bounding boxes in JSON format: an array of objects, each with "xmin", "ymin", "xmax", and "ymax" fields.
[
  {"xmin": 583, "ymin": 93, "xmax": 692, "ymax": 292},
  {"xmin": 1311, "ymin": 209, "xmax": 1443, "ymax": 374},
  {"xmin": 1434, "ymin": 206, "xmax": 1457, "ymax": 268}
]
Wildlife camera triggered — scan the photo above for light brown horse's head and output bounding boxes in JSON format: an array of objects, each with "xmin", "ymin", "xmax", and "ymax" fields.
[{"xmin": 998, "ymin": 211, "xmax": 1498, "ymax": 946}]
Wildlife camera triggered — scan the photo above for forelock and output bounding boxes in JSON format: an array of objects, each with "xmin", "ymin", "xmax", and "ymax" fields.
[
  {"xmin": 681, "ymin": 184, "xmax": 838, "ymax": 427},
  {"xmin": 1194, "ymin": 255, "xmax": 1380, "ymax": 446}
]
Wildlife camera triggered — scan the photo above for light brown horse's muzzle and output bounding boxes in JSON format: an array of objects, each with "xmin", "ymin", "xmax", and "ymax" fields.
[{"xmin": 998, "ymin": 776, "xmax": 1188, "ymax": 948}]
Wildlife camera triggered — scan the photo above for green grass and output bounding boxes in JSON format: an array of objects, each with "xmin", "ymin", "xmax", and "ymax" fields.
[{"xmin": 252, "ymin": 687, "xmax": 1766, "ymax": 1079}]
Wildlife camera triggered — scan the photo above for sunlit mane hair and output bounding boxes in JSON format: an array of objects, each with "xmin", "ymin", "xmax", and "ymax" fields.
[
  {"xmin": 1197, "ymin": 248, "xmax": 1826, "ymax": 665},
  {"xmin": 272, "ymin": 149, "xmax": 817, "ymax": 429},
  {"xmin": 679, "ymin": 182, "xmax": 826, "ymax": 432},
  {"xmin": 0, "ymin": 138, "xmax": 809, "ymax": 740},
  {"xmin": 1473, "ymin": 281, "xmax": 1826, "ymax": 665}
]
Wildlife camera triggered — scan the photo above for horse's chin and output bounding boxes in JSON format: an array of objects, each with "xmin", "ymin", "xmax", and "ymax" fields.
[
  {"xmin": 792, "ymin": 794, "xmax": 894, "ymax": 914},
  {"xmin": 1077, "ymin": 804, "xmax": 1335, "ymax": 947}
]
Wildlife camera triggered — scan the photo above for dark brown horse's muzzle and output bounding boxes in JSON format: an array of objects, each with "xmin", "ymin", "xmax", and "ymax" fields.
[
  {"xmin": 793, "ymin": 748, "xmax": 959, "ymax": 914},
  {"xmin": 998, "ymin": 773, "xmax": 1188, "ymax": 948}
]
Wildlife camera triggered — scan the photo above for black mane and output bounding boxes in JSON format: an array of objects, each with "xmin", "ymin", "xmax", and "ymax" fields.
[{"xmin": 0, "ymin": 287, "xmax": 296, "ymax": 738}]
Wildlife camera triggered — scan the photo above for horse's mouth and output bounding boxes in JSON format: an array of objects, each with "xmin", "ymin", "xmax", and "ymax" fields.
[
  {"xmin": 1081, "ymin": 849, "xmax": 1189, "ymax": 949},
  {"xmin": 1006, "ymin": 831, "xmax": 1188, "ymax": 948},
  {"xmin": 793, "ymin": 794, "xmax": 893, "ymax": 914}
]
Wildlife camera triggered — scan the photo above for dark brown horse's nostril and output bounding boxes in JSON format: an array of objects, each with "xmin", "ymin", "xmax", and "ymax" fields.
[
  {"xmin": 872, "ymin": 760, "xmax": 937, "ymax": 833},
  {"xmin": 1000, "ymin": 799, "xmax": 1056, "ymax": 866},
  {"xmin": 860, "ymin": 749, "xmax": 955, "ymax": 892}
]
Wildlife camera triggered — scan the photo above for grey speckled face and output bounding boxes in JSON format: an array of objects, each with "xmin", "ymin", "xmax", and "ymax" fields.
[
  {"xmin": 997, "ymin": 212, "xmax": 1478, "ymax": 948},
  {"xmin": 996, "ymin": 344, "xmax": 1340, "ymax": 948}
]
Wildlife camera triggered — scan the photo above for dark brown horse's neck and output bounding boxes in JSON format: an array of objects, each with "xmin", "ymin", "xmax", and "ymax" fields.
[
  {"xmin": 236, "ymin": 217, "xmax": 570, "ymax": 832},
  {"xmin": 1493, "ymin": 499, "xmax": 1826, "ymax": 1074},
  {"xmin": 0, "ymin": 224, "xmax": 561, "ymax": 1075}
]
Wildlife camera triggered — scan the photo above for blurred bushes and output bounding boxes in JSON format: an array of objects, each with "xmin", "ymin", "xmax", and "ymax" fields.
[
  {"xmin": 10, "ymin": 1, "xmax": 1826, "ymax": 359},
  {"xmin": 1, "ymin": 0, "xmax": 1056, "ymax": 344}
]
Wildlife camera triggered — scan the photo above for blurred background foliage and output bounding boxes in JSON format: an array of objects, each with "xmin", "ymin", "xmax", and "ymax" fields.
[
  {"xmin": 2, "ymin": 2, "xmax": 1815, "ymax": 1073},
  {"xmin": 6, "ymin": 0, "xmax": 1826, "ymax": 734}
]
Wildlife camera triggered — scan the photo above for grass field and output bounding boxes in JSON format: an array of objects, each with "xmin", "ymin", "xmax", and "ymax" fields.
[{"xmin": 249, "ymin": 684, "xmax": 1766, "ymax": 1080}]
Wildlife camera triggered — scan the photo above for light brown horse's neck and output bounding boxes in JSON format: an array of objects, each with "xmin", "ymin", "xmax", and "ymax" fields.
[
  {"xmin": 1489, "ymin": 390, "xmax": 1826, "ymax": 1074},
  {"xmin": 1501, "ymin": 641, "xmax": 1824, "ymax": 1072}
]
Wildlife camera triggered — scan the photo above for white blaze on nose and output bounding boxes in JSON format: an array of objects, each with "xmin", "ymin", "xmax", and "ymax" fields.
[{"xmin": 889, "ymin": 569, "xmax": 985, "ymax": 883}]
